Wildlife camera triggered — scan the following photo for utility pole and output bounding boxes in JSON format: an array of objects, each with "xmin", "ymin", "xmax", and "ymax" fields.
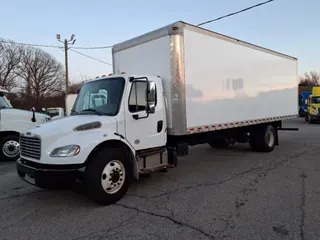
[{"xmin": 56, "ymin": 34, "xmax": 76, "ymax": 95}]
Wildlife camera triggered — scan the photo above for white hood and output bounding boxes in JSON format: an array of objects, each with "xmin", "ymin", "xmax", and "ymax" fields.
[
  {"xmin": 0, "ymin": 108, "xmax": 50, "ymax": 132},
  {"xmin": 29, "ymin": 115, "xmax": 117, "ymax": 139}
]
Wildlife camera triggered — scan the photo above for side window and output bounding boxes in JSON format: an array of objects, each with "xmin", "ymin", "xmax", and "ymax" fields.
[
  {"xmin": 128, "ymin": 81, "xmax": 157, "ymax": 113},
  {"xmin": 129, "ymin": 81, "xmax": 147, "ymax": 113}
]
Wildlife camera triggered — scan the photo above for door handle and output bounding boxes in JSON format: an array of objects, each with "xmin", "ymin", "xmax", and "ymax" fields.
[{"xmin": 157, "ymin": 120, "xmax": 163, "ymax": 133}]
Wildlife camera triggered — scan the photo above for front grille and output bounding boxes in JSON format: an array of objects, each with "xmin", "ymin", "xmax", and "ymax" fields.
[{"xmin": 20, "ymin": 136, "xmax": 41, "ymax": 160}]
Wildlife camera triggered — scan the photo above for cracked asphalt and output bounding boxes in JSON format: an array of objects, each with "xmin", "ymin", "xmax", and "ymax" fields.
[{"xmin": 0, "ymin": 118, "xmax": 319, "ymax": 240}]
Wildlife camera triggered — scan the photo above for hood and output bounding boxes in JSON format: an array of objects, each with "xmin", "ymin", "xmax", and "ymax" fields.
[
  {"xmin": 1, "ymin": 108, "xmax": 49, "ymax": 118},
  {"xmin": 0, "ymin": 108, "xmax": 50, "ymax": 132},
  {"xmin": 28, "ymin": 115, "xmax": 117, "ymax": 139}
]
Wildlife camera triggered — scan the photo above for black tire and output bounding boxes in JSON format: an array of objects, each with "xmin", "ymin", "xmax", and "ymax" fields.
[
  {"xmin": 84, "ymin": 148, "xmax": 133, "ymax": 205},
  {"xmin": 305, "ymin": 113, "xmax": 309, "ymax": 122},
  {"xmin": 249, "ymin": 125, "xmax": 276, "ymax": 152},
  {"xmin": 208, "ymin": 139, "xmax": 230, "ymax": 149},
  {"xmin": 0, "ymin": 134, "xmax": 20, "ymax": 161}
]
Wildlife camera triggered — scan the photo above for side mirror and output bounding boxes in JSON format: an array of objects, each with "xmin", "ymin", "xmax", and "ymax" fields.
[
  {"xmin": 146, "ymin": 82, "xmax": 156, "ymax": 114},
  {"xmin": 147, "ymin": 104, "xmax": 155, "ymax": 114}
]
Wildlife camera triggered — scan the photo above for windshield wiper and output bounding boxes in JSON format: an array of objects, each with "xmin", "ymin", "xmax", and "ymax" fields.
[
  {"xmin": 80, "ymin": 108, "xmax": 103, "ymax": 116},
  {"xmin": 70, "ymin": 109, "xmax": 78, "ymax": 115}
]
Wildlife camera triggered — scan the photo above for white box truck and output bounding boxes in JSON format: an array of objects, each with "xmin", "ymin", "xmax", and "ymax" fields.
[
  {"xmin": 16, "ymin": 21, "xmax": 298, "ymax": 205},
  {"xmin": 0, "ymin": 87, "xmax": 51, "ymax": 161}
]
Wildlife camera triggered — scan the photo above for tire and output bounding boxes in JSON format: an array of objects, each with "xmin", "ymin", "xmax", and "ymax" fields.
[
  {"xmin": 305, "ymin": 113, "xmax": 310, "ymax": 122},
  {"xmin": 208, "ymin": 139, "xmax": 230, "ymax": 149},
  {"xmin": 84, "ymin": 148, "xmax": 133, "ymax": 205},
  {"xmin": 0, "ymin": 134, "xmax": 20, "ymax": 161},
  {"xmin": 249, "ymin": 125, "xmax": 276, "ymax": 152}
]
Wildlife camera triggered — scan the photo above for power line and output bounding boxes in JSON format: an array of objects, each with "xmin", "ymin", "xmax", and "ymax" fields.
[
  {"xmin": 1, "ymin": 39, "xmax": 113, "ymax": 65},
  {"xmin": 0, "ymin": 40, "xmax": 111, "ymax": 50},
  {"xmin": 0, "ymin": 40, "xmax": 62, "ymax": 49},
  {"xmin": 197, "ymin": 0, "xmax": 275, "ymax": 26},
  {"xmin": 69, "ymin": 49, "xmax": 112, "ymax": 66}
]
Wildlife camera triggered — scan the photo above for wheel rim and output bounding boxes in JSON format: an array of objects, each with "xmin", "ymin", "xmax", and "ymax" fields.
[
  {"xmin": 101, "ymin": 160, "xmax": 125, "ymax": 194},
  {"xmin": 267, "ymin": 131, "xmax": 275, "ymax": 148},
  {"xmin": 2, "ymin": 140, "xmax": 20, "ymax": 158}
]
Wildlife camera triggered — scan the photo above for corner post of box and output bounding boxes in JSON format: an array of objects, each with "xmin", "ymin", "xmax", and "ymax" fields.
[{"xmin": 168, "ymin": 22, "xmax": 187, "ymax": 136}]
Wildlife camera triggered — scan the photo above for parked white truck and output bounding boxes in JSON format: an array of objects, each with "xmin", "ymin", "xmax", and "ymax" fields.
[
  {"xmin": 16, "ymin": 21, "xmax": 298, "ymax": 205},
  {"xmin": 0, "ymin": 87, "xmax": 51, "ymax": 161}
]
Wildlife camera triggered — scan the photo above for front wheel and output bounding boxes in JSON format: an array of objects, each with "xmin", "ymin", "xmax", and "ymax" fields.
[
  {"xmin": 84, "ymin": 148, "xmax": 133, "ymax": 205},
  {"xmin": 0, "ymin": 135, "xmax": 20, "ymax": 161}
]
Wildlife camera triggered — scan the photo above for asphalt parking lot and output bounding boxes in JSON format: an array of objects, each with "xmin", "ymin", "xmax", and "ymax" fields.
[{"xmin": 0, "ymin": 118, "xmax": 319, "ymax": 240}]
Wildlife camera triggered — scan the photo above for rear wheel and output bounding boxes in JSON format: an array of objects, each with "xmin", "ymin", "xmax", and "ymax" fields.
[
  {"xmin": 84, "ymin": 148, "xmax": 132, "ymax": 205},
  {"xmin": 249, "ymin": 125, "xmax": 276, "ymax": 152},
  {"xmin": 0, "ymin": 134, "xmax": 20, "ymax": 161}
]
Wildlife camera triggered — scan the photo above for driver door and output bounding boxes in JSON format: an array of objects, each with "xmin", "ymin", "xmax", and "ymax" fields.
[{"xmin": 124, "ymin": 79, "xmax": 166, "ymax": 150}]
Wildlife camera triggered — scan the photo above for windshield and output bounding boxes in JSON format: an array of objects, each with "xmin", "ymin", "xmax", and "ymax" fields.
[
  {"xmin": 311, "ymin": 97, "xmax": 320, "ymax": 104},
  {"xmin": 0, "ymin": 94, "xmax": 13, "ymax": 109},
  {"xmin": 72, "ymin": 77, "xmax": 125, "ymax": 116}
]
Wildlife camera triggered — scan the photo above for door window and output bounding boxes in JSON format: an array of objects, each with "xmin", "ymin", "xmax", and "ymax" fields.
[{"xmin": 128, "ymin": 81, "xmax": 157, "ymax": 113}]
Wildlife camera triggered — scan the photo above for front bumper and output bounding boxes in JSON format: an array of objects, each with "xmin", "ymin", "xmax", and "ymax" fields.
[{"xmin": 16, "ymin": 158, "xmax": 85, "ymax": 189}]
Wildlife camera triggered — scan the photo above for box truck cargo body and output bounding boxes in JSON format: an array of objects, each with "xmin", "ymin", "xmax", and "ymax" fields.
[
  {"xmin": 16, "ymin": 21, "xmax": 298, "ymax": 205},
  {"xmin": 113, "ymin": 21, "xmax": 298, "ymax": 135}
]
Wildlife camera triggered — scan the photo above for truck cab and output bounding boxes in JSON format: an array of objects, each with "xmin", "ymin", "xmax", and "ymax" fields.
[
  {"xmin": 299, "ymin": 91, "xmax": 311, "ymax": 117},
  {"xmin": 0, "ymin": 87, "xmax": 51, "ymax": 161},
  {"xmin": 306, "ymin": 86, "xmax": 320, "ymax": 123},
  {"xmin": 17, "ymin": 74, "xmax": 168, "ymax": 204}
]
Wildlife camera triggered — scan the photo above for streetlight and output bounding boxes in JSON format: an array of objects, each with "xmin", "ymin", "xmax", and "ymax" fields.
[{"xmin": 56, "ymin": 34, "xmax": 76, "ymax": 95}]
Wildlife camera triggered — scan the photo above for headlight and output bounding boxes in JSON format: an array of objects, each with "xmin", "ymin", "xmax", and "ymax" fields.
[{"xmin": 50, "ymin": 145, "xmax": 80, "ymax": 157}]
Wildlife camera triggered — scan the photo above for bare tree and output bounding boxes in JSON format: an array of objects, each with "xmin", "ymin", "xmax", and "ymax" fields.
[
  {"xmin": 17, "ymin": 47, "xmax": 65, "ymax": 107},
  {"xmin": 68, "ymin": 81, "xmax": 84, "ymax": 94},
  {"xmin": 0, "ymin": 39, "xmax": 23, "ymax": 91},
  {"xmin": 299, "ymin": 71, "xmax": 320, "ymax": 86}
]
